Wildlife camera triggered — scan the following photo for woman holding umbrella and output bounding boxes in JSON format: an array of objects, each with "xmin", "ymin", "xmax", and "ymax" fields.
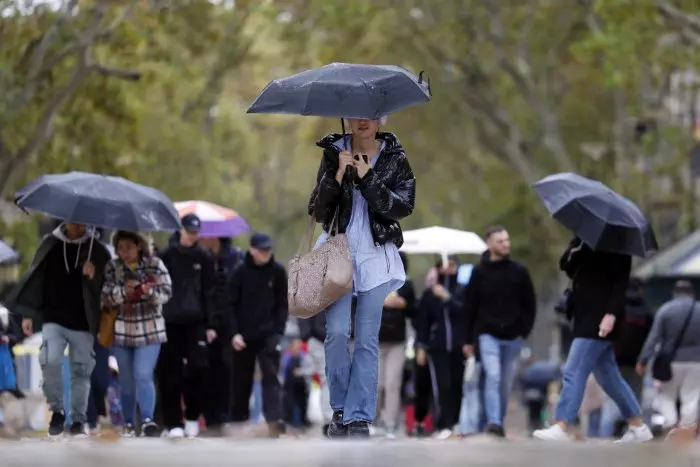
[
  {"xmin": 531, "ymin": 173, "xmax": 657, "ymax": 443},
  {"xmin": 308, "ymin": 116, "xmax": 416, "ymax": 438},
  {"xmin": 249, "ymin": 63, "xmax": 428, "ymax": 438}
]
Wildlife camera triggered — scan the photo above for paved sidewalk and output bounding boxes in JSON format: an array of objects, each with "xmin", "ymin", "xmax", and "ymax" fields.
[{"xmin": 2, "ymin": 437, "xmax": 695, "ymax": 467}]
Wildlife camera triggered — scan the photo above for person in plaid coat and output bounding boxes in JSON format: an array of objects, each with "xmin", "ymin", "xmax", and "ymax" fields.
[{"xmin": 102, "ymin": 231, "xmax": 172, "ymax": 437}]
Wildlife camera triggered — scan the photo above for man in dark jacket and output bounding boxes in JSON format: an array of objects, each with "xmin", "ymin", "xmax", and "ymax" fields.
[
  {"xmin": 199, "ymin": 237, "xmax": 245, "ymax": 433},
  {"xmin": 229, "ymin": 232, "xmax": 288, "ymax": 437},
  {"xmin": 5, "ymin": 222, "xmax": 110, "ymax": 437},
  {"xmin": 158, "ymin": 214, "xmax": 216, "ymax": 438},
  {"xmin": 463, "ymin": 225, "xmax": 536, "ymax": 437}
]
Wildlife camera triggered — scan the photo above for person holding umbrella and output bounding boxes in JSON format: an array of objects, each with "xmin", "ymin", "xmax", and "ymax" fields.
[
  {"xmin": 5, "ymin": 222, "xmax": 111, "ymax": 438},
  {"xmin": 531, "ymin": 173, "xmax": 656, "ymax": 442},
  {"xmin": 308, "ymin": 116, "xmax": 416, "ymax": 438},
  {"xmin": 248, "ymin": 63, "xmax": 427, "ymax": 439}
]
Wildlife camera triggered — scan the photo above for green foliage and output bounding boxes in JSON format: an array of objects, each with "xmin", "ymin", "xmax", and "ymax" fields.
[{"xmin": 1, "ymin": 0, "xmax": 699, "ymax": 291}]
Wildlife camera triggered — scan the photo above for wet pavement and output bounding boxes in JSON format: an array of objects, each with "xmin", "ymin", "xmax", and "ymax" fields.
[{"xmin": 2, "ymin": 437, "xmax": 697, "ymax": 467}]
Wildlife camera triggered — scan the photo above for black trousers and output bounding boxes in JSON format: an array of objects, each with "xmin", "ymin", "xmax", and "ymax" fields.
[
  {"xmin": 203, "ymin": 334, "xmax": 233, "ymax": 427},
  {"xmin": 283, "ymin": 380, "xmax": 309, "ymax": 427},
  {"xmin": 158, "ymin": 323, "xmax": 209, "ymax": 429},
  {"xmin": 429, "ymin": 350, "xmax": 465, "ymax": 430},
  {"xmin": 526, "ymin": 400, "xmax": 545, "ymax": 432},
  {"xmin": 230, "ymin": 337, "xmax": 282, "ymax": 423}
]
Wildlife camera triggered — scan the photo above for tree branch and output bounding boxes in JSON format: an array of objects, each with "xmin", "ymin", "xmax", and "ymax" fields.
[
  {"xmin": 91, "ymin": 64, "xmax": 141, "ymax": 81},
  {"xmin": 0, "ymin": 2, "xmax": 112, "ymax": 196},
  {"xmin": 478, "ymin": 0, "xmax": 575, "ymax": 172}
]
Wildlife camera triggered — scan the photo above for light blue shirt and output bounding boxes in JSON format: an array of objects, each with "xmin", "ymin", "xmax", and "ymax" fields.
[{"xmin": 314, "ymin": 137, "xmax": 405, "ymax": 293}]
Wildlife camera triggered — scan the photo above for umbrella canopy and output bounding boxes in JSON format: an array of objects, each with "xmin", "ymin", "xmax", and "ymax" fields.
[
  {"xmin": 0, "ymin": 240, "xmax": 18, "ymax": 264},
  {"xmin": 247, "ymin": 62, "xmax": 431, "ymax": 120},
  {"xmin": 400, "ymin": 226, "xmax": 487, "ymax": 264},
  {"xmin": 533, "ymin": 172, "xmax": 658, "ymax": 257},
  {"xmin": 15, "ymin": 172, "xmax": 181, "ymax": 232},
  {"xmin": 174, "ymin": 200, "xmax": 250, "ymax": 238}
]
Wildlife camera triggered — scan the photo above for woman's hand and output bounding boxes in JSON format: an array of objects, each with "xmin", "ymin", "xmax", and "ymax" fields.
[
  {"xmin": 336, "ymin": 151, "xmax": 353, "ymax": 183},
  {"xmin": 353, "ymin": 154, "xmax": 371, "ymax": 179},
  {"xmin": 598, "ymin": 313, "xmax": 616, "ymax": 337}
]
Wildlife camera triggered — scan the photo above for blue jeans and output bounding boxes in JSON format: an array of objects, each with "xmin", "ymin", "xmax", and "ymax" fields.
[
  {"xmin": 325, "ymin": 283, "xmax": 391, "ymax": 424},
  {"xmin": 555, "ymin": 338, "xmax": 641, "ymax": 423},
  {"xmin": 479, "ymin": 334, "xmax": 523, "ymax": 426},
  {"xmin": 111, "ymin": 344, "xmax": 161, "ymax": 424}
]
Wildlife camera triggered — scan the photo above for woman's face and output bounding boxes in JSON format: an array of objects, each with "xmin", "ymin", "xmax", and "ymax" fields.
[
  {"xmin": 349, "ymin": 118, "xmax": 380, "ymax": 139},
  {"xmin": 117, "ymin": 239, "xmax": 140, "ymax": 263},
  {"xmin": 439, "ymin": 260, "xmax": 458, "ymax": 276}
]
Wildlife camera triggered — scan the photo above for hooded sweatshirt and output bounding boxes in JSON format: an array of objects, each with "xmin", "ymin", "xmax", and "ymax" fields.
[
  {"xmin": 159, "ymin": 232, "xmax": 215, "ymax": 325},
  {"xmin": 41, "ymin": 225, "xmax": 98, "ymax": 331}
]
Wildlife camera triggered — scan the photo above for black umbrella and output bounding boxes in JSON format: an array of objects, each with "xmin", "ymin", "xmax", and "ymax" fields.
[
  {"xmin": 533, "ymin": 172, "xmax": 658, "ymax": 257},
  {"xmin": 247, "ymin": 63, "xmax": 431, "ymax": 131},
  {"xmin": 15, "ymin": 172, "xmax": 181, "ymax": 232}
]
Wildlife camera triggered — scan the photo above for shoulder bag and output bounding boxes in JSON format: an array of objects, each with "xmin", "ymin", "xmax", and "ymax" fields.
[
  {"xmin": 652, "ymin": 301, "xmax": 695, "ymax": 382},
  {"xmin": 287, "ymin": 211, "xmax": 353, "ymax": 319}
]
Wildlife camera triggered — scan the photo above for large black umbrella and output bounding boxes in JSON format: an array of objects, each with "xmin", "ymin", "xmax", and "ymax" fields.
[
  {"xmin": 247, "ymin": 63, "xmax": 431, "ymax": 125},
  {"xmin": 533, "ymin": 172, "xmax": 658, "ymax": 257},
  {"xmin": 15, "ymin": 172, "xmax": 181, "ymax": 232}
]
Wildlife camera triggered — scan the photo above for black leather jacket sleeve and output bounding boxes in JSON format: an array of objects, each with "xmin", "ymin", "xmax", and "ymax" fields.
[
  {"xmin": 357, "ymin": 156, "xmax": 415, "ymax": 221},
  {"xmin": 308, "ymin": 155, "xmax": 341, "ymax": 221}
]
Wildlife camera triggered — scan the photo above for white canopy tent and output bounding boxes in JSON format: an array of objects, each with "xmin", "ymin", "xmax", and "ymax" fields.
[{"xmin": 400, "ymin": 226, "xmax": 487, "ymax": 264}]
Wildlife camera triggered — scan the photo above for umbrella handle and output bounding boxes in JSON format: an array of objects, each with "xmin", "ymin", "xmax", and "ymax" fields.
[{"xmin": 87, "ymin": 234, "xmax": 94, "ymax": 263}]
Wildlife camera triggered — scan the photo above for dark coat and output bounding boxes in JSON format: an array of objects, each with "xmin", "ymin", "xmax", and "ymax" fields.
[
  {"xmin": 560, "ymin": 237, "xmax": 631, "ymax": 341},
  {"xmin": 4, "ymin": 231, "xmax": 110, "ymax": 336},
  {"xmin": 307, "ymin": 132, "xmax": 416, "ymax": 247}
]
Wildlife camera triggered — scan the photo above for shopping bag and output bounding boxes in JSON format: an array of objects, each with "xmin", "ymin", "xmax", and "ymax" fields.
[{"xmin": 0, "ymin": 343, "xmax": 17, "ymax": 390}]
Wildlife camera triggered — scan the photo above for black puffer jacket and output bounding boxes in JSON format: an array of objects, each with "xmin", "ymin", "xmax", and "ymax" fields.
[{"xmin": 307, "ymin": 132, "xmax": 416, "ymax": 247}]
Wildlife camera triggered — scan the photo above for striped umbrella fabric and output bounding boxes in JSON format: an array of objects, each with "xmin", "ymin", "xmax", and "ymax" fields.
[{"xmin": 174, "ymin": 200, "xmax": 250, "ymax": 238}]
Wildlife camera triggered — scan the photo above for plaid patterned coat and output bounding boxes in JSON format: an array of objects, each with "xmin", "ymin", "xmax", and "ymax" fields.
[{"xmin": 101, "ymin": 255, "xmax": 172, "ymax": 347}]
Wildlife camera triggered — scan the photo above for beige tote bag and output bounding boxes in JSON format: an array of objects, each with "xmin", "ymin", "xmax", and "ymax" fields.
[{"xmin": 288, "ymin": 212, "xmax": 352, "ymax": 318}]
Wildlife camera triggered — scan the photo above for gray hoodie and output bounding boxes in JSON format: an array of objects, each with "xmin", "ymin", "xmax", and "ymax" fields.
[{"xmin": 638, "ymin": 296, "xmax": 700, "ymax": 364}]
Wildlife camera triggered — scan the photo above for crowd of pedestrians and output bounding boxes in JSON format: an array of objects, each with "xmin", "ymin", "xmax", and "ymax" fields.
[{"xmin": 0, "ymin": 116, "xmax": 698, "ymax": 447}]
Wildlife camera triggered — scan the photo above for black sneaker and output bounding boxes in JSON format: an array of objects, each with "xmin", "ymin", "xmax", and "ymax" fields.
[
  {"xmin": 412, "ymin": 422, "xmax": 427, "ymax": 437},
  {"xmin": 486, "ymin": 424, "xmax": 506, "ymax": 438},
  {"xmin": 48, "ymin": 411, "xmax": 66, "ymax": 438},
  {"xmin": 326, "ymin": 410, "xmax": 348, "ymax": 439},
  {"xmin": 347, "ymin": 421, "xmax": 370, "ymax": 439},
  {"xmin": 69, "ymin": 422, "xmax": 88, "ymax": 437},
  {"xmin": 141, "ymin": 419, "xmax": 159, "ymax": 438}
]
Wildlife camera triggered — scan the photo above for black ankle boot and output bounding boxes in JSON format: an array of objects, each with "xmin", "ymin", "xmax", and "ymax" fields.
[
  {"xmin": 326, "ymin": 410, "xmax": 348, "ymax": 438},
  {"xmin": 347, "ymin": 421, "xmax": 370, "ymax": 438}
]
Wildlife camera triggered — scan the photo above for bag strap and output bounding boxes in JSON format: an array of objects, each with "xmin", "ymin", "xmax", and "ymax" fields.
[
  {"xmin": 670, "ymin": 300, "xmax": 696, "ymax": 359},
  {"xmin": 296, "ymin": 208, "xmax": 340, "ymax": 256}
]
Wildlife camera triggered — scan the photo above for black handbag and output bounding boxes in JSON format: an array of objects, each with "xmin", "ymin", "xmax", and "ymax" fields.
[{"xmin": 652, "ymin": 301, "xmax": 695, "ymax": 382}]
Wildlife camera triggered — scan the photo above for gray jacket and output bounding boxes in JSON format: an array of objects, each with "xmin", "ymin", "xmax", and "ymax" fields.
[
  {"xmin": 4, "ymin": 226, "xmax": 111, "ymax": 336},
  {"xmin": 638, "ymin": 297, "xmax": 700, "ymax": 364}
]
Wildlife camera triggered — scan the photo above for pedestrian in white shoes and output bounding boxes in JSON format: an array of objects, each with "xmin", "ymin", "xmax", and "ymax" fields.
[{"xmin": 533, "ymin": 238, "xmax": 653, "ymax": 444}]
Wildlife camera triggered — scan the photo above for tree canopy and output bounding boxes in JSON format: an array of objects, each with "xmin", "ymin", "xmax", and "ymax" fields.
[{"xmin": 1, "ymin": 0, "xmax": 699, "ymax": 297}]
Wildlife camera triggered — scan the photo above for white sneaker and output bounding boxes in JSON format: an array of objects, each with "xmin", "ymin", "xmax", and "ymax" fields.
[
  {"xmin": 184, "ymin": 420, "xmax": 200, "ymax": 438},
  {"xmin": 616, "ymin": 424, "xmax": 653, "ymax": 443},
  {"xmin": 533, "ymin": 424, "xmax": 572, "ymax": 441},
  {"xmin": 167, "ymin": 427, "xmax": 185, "ymax": 439},
  {"xmin": 434, "ymin": 428, "xmax": 453, "ymax": 440}
]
